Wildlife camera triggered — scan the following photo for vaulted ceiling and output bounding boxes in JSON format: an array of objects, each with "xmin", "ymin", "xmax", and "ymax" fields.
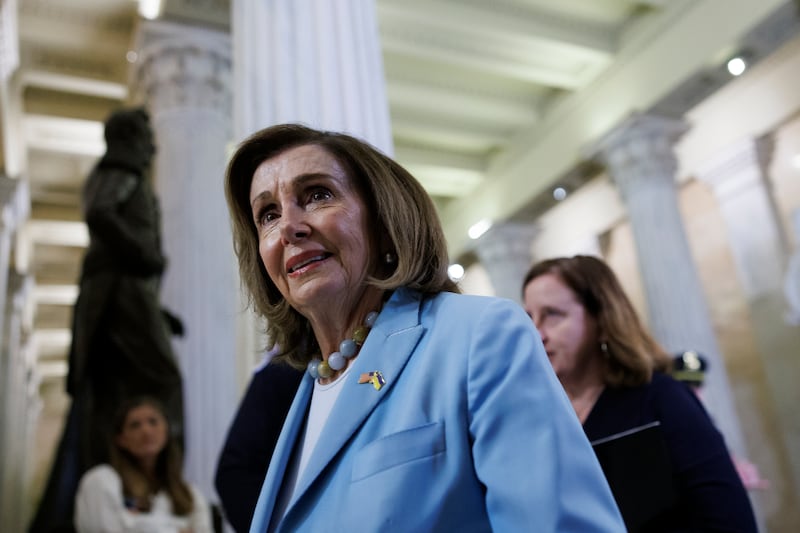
[{"xmin": 4, "ymin": 0, "xmax": 797, "ymax": 378}]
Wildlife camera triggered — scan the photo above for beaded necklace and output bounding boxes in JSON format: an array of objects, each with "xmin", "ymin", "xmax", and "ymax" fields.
[{"xmin": 307, "ymin": 311, "xmax": 380, "ymax": 381}]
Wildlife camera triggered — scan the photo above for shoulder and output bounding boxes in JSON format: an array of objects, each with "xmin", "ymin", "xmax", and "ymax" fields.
[
  {"xmin": 189, "ymin": 483, "xmax": 209, "ymax": 509},
  {"xmin": 76, "ymin": 464, "xmax": 123, "ymax": 499},
  {"xmin": 423, "ymin": 291, "xmax": 530, "ymax": 323},
  {"xmin": 643, "ymin": 373, "xmax": 726, "ymax": 451},
  {"xmin": 80, "ymin": 464, "xmax": 121, "ymax": 486},
  {"xmin": 646, "ymin": 372, "xmax": 705, "ymax": 413}
]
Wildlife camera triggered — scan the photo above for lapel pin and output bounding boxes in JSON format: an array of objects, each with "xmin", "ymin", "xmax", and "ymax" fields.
[{"xmin": 358, "ymin": 371, "xmax": 386, "ymax": 390}]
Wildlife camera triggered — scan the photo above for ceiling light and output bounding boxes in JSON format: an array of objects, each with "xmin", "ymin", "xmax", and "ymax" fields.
[
  {"xmin": 553, "ymin": 187, "xmax": 567, "ymax": 201},
  {"xmin": 448, "ymin": 263, "xmax": 465, "ymax": 281},
  {"xmin": 138, "ymin": 0, "xmax": 162, "ymax": 20},
  {"xmin": 468, "ymin": 219, "xmax": 492, "ymax": 240},
  {"xmin": 727, "ymin": 57, "xmax": 746, "ymax": 76}
]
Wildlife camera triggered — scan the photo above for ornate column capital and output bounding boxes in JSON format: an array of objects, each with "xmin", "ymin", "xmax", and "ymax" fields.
[
  {"xmin": 586, "ymin": 112, "xmax": 689, "ymax": 198},
  {"xmin": 131, "ymin": 19, "xmax": 231, "ymax": 117},
  {"xmin": 472, "ymin": 221, "xmax": 538, "ymax": 301},
  {"xmin": 473, "ymin": 221, "xmax": 539, "ymax": 264},
  {"xmin": 695, "ymin": 135, "xmax": 775, "ymax": 198}
]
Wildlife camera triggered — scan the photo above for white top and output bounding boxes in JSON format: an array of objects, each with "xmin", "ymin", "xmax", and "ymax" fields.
[{"xmin": 74, "ymin": 464, "xmax": 212, "ymax": 533}]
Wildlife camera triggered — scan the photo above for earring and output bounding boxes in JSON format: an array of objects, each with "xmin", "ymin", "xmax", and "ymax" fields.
[
  {"xmin": 600, "ymin": 342, "xmax": 609, "ymax": 356},
  {"xmin": 384, "ymin": 252, "xmax": 396, "ymax": 264}
]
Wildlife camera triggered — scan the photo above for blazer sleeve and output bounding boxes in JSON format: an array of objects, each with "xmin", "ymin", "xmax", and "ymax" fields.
[{"xmin": 466, "ymin": 299, "xmax": 625, "ymax": 531}]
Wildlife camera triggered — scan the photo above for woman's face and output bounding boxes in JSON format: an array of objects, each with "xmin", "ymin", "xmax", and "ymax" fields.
[
  {"xmin": 116, "ymin": 404, "xmax": 168, "ymax": 464},
  {"xmin": 523, "ymin": 273, "xmax": 602, "ymax": 386},
  {"xmin": 249, "ymin": 144, "xmax": 374, "ymax": 316}
]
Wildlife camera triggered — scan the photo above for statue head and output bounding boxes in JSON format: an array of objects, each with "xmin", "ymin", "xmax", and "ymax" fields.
[{"xmin": 103, "ymin": 107, "xmax": 156, "ymax": 169}]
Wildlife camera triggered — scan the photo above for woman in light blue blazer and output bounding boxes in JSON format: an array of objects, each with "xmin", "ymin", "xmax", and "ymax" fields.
[{"xmin": 225, "ymin": 124, "xmax": 625, "ymax": 532}]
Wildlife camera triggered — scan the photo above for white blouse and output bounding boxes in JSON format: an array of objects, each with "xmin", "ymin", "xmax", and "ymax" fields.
[{"xmin": 74, "ymin": 464, "xmax": 212, "ymax": 533}]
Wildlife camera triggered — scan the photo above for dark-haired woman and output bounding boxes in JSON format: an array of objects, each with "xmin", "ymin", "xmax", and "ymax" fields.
[{"xmin": 74, "ymin": 397, "xmax": 211, "ymax": 532}]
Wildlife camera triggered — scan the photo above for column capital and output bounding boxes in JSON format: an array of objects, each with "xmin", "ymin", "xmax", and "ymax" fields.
[
  {"xmin": 471, "ymin": 221, "xmax": 538, "ymax": 301},
  {"xmin": 130, "ymin": 19, "xmax": 231, "ymax": 116},
  {"xmin": 472, "ymin": 221, "xmax": 539, "ymax": 263},
  {"xmin": 586, "ymin": 113, "xmax": 689, "ymax": 196},
  {"xmin": 695, "ymin": 135, "xmax": 775, "ymax": 196}
]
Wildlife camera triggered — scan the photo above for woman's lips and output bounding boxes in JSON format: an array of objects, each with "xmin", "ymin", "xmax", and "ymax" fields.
[{"xmin": 286, "ymin": 252, "xmax": 332, "ymax": 274}]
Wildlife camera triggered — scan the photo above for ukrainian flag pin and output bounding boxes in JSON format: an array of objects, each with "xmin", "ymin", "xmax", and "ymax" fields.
[{"xmin": 358, "ymin": 371, "xmax": 386, "ymax": 390}]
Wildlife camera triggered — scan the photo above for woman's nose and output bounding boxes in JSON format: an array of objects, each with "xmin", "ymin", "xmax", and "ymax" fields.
[{"xmin": 279, "ymin": 205, "xmax": 310, "ymax": 244}]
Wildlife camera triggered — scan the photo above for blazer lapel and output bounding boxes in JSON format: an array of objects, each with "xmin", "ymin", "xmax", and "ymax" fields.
[
  {"xmin": 249, "ymin": 374, "xmax": 313, "ymax": 532},
  {"xmin": 287, "ymin": 288, "xmax": 425, "ymax": 507}
]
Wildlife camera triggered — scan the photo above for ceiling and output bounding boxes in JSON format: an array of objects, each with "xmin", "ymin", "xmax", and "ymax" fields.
[{"xmin": 3, "ymin": 0, "xmax": 797, "ymax": 378}]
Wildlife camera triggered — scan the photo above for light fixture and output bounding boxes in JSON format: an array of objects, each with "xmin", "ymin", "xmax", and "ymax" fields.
[
  {"xmin": 468, "ymin": 219, "xmax": 492, "ymax": 240},
  {"xmin": 448, "ymin": 263, "xmax": 465, "ymax": 281},
  {"xmin": 727, "ymin": 56, "xmax": 746, "ymax": 76},
  {"xmin": 126, "ymin": 51, "xmax": 138, "ymax": 63},
  {"xmin": 552, "ymin": 187, "xmax": 567, "ymax": 201},
  {"xmin": 138, "ymin": 0, "xmax": 162, "ymax": 20}
]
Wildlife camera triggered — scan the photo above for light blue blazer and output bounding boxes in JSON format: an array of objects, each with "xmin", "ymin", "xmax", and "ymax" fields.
[{"xmin": 250, "ymin": 288, "xmax": 624, "ymax": 532}]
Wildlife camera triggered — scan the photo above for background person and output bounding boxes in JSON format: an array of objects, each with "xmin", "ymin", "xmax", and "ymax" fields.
[
  {"xmin": 30, "ymin": 107, "xmax": 185, "ymax": 533},
  {"xmin": 522, "ymin": 255, "xmax": 757, "ymax": 532},
  {"xmin": 215, "ymin": 354, "xmax": 302, "ymax": 532},
  {"xmin": 225, "ymin": 124, "xmax": 625, "ymax": 532},
  {"xmin": 672, "ymin": 351, "xmax": 770, "ymax": 491},
  {"xmin": 74, "ymin": 396, "xmax": 211, "ymax": 533}
]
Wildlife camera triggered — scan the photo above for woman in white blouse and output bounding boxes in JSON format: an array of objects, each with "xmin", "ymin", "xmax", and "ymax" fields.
[{"xmin": 74, "ymin": 396, "xmax": 211, "ymax": 533}]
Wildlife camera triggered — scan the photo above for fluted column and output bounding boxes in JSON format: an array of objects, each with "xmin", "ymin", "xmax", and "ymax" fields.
[
  {"xmin": 697, "ymin": 136, "xmax": 787, "ymax": 299},
  {"xmin": 0, "ymin": 0, "xmax": 18, "ymax": 83},
  {"xmin": 230, "ymin": 0, "xmax": 393, "ymax": 376},
  {"xmin": 588, "ymin": 112, "xmax": 746, "ymax": 457},
  {"xmin": 0, "ymin": 271, "xmax": 36, "ymax": 533},
  {"xmin": 786, "ymin": 209, "xmax": 800, "ymax": 324},
  {"xmin": 131, "ymin": 19, "xmax": 237, "ymax": 500},
  {"xmin": 473, "ymin": 222, "xmax": 538, "ymax": 302},
  {"xmin": 232, "ymin": 0, "xmax": 392, "ymax": 153}
]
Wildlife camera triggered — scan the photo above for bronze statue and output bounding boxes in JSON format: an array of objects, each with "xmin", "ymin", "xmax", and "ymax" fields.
[{"xmin": 30, "ymin": 108, "xmax": 185, "ymax": 532}]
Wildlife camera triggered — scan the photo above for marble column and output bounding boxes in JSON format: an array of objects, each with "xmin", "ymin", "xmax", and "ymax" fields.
[
  {"xmin": 472, "ymin": 222, "xmax": 538, "ymax": 302},
  {"xmin": 697, "ymin": 136, "xmax": 787, "ymax": 299},
  {"xmin": 0, "ymin": 0, "xmax": 19, "ymax": 83},
  {"xmin": 587, "ymin": 112, "xmax": 747, "ymax": 458},
  {"xmin": 699, "ymin": 137, "xmax": 800, "ymax": 500},
  {"xmin": 232, "ymin": 0, "xmax": 393, "ymax": 153},
  {"xmin": 786, "ymin": 208, "xmax": 800, "ymax": 324},
  {"xmin": 230, "ymin": 0, "xmax": 394, "ymax": 376},
  {"xmin": 0, "ymin": 271, "xmax": 37, "ymax": 533},
  {"xmin": 131, "ymin": 19, "xmax": 238, "ymax": 500}
]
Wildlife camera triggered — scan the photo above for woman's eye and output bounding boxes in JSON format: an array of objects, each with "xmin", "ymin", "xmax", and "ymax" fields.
[
  {"xmin": 256, "ymin": 207, "xmax": 279, "ymax": 226},
  {"xmin": 309, "ymin": 188, "xmax": 332, "ymax": 202}
]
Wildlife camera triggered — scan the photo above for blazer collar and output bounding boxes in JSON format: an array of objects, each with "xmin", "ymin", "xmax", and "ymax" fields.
[{"xmin": 286, "ymin": 287, "xmax": 426, "ymax": 511}]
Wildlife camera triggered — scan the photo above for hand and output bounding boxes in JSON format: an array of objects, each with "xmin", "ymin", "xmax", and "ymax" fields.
[{"xmin": 161, "ymin": 308, "xmax": 185, "ymax": 336}]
